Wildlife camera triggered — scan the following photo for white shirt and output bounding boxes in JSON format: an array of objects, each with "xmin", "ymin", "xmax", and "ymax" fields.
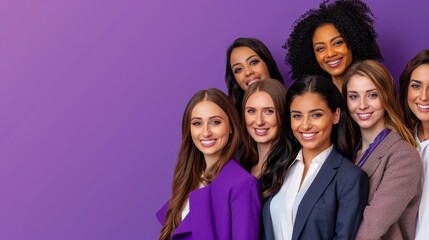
[
  {"xmin": 415, "ymin": 130, "xmax": 429, "ymax": 240},
  {"xmin": 270, "ymin": 145, "xmax": 333, "ymax": 240},
  {"xmin": 181, "ymin": 198, "xmax": 190, "ymax": 220}
]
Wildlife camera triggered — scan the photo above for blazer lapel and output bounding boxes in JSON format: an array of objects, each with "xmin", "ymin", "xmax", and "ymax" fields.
[
  {"xmin": 361, "ymin": 132, "xmax": 397, "ymax": 178},
  {"xmin": 262, "ymin": 197, "xmax": 274, "ymax": 240},
  {"xmin": 188, "ymin": 183, "xmax": 215, "ymax": 240},
  {"xmin": 292, "ymin": 149, "xmax": 341, "ymax": 240}
]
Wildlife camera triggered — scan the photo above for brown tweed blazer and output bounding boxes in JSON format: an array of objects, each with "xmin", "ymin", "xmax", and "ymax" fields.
[{"xmin": 355, "ymin": 131, "xmax": 422, "ymax": 240}]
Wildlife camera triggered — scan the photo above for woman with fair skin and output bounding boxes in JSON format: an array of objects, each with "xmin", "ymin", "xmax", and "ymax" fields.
[
  {"xmin": 240, "ymin": 79, "xmax": 286, "ymax": 178},
  {"xmin": 225, "ymin": 37, "xmax": 285, "ymax": 115},
  {"xmin": 399, "ymin": 50, "xmax": 429, "ymax": 240},
  {"xmin": 343, "ymin": 60, "xmax": 422, "ymax": 239},
  {"xmin": 285, "ymin": 0, "xmax": 382, "ymax": 91},
  {"xmin": 261, "ymin": 76, "xmax": 368, "ymax": 239},
  {"xmin": 157, "ymin": 88, "xmax": 260, "ymax": 240}
]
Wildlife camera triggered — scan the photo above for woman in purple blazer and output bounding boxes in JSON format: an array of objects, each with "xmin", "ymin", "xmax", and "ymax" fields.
[
  {"xmin": 343, "ymin": 60, "xmax": 422, "ymax": 239},
  {"xmin": 157, "ymin": 88, "xmax": 260, "ymax": 240}
]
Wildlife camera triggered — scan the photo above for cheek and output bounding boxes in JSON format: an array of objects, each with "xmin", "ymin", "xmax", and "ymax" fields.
[{"xmin": 244, "ymin": 115, "xmax": 253, "ymax": 126}]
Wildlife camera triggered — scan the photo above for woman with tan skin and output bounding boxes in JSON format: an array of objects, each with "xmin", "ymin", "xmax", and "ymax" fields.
[
  {"xmin": 225, "ymin": 37, "xmax": 285, "ymax": 115},
  {"xmin": 285, "ymin": 0, "xmax": 382, "ymax": 92},
  {"xmin": 261, "ymin": 76, "xmax": 368, "ymax": 239},
  {"xmin": 399, "ymin": 50, "xmax": 429, "ymax": 240},
  {"xmin": 343, "ymin": 60, "xmax": 422, "ymax": 239},
  {"xmin": 240, "ymin": 79, "xmax": 286, "ymax": 178}
]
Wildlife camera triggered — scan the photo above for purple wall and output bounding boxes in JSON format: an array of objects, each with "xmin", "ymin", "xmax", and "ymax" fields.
[{"xmin": 0, "ymin": 1, "xmax": 427, "ymax": 239}]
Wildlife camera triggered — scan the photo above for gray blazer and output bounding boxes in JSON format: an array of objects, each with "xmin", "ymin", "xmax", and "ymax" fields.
[{"xmin": 355, "ymin": 131, "xmax": 422, "ymax": 240}]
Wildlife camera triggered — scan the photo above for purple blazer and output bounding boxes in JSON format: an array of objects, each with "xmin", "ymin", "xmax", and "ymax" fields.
[{"xmin": 156, "ymin": 159, "xmax": 261, "ymax": 240}]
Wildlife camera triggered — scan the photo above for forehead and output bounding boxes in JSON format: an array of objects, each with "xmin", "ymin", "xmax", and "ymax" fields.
[
  {"xmin": 245, "ymin": 91, "xmax": 274, "ymax": 107},
  {"xmin": 290, "ymin": 92, "xmax": 329, "ymax": 110},
  {"xmin": 191, "ymin": 100, "xmax": 227, "ymax": 118},
  {"xmin": 230, "ymin": 46, "xmax": 258, "ymax": 61},
  {"xmin": 347, "ymin": 75, "xmax": 376, "ymax": 91},
  {"xmin": 410, "ymin": 64, "xmax": 429, "ymax": 82}
]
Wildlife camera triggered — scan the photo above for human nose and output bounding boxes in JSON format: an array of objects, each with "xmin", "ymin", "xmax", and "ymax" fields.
[
  {"xmin": 419, "ymin": 88, "xmax": 429, "ymax": 101},
  {"xmin": 202, "ymin": 124, "xmax": 212, "ymax": 137},
  {"xmin": 255, "ymin": 112, "xmax": 264, "ymax": 126},
  {"xmin": 302, "ymin": 116, "xmax": 312, "ymax": 130},
  {"xmin": 359, "ymin": 97, "xmax": 368, "ymax": 110},
  {"xmin": 326, "ymin": 46, "xmax": 337, "ymax": 58},
  {"xmin": 244, "ymin": 65, "xmax": 254, "ymax": 77}
]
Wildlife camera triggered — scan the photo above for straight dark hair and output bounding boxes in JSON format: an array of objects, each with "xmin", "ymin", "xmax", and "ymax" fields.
[{"xmin": 261, "ymin": 75, "xmax": 352, "ymax": 200}]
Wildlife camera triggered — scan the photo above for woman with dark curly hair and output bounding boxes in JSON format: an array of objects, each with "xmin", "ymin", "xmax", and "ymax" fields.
[
  {"xmin": 225, "ymin": 37, "xmax": 285, "ymax": 115},
  {"xmin": 285, "ymin": 0, "xmax": 383, "ymax": 91}
]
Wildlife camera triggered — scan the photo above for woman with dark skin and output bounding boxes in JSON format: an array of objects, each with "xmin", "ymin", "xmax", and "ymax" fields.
[
  {"xmin": 285, "ymin": 0, "xmax": 383, "ymax": 91},
  {"xmin": 225, "ymin": 37, "xmax": 285, "ymax": 115}
]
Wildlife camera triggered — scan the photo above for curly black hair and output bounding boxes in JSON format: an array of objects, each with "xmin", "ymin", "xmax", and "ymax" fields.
[{"xmin": 285, "ymin": 0, "xmax": 383, "ymax": 81}]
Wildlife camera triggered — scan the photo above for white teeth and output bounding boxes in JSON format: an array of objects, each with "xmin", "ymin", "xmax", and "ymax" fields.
[
  {"xmin": 256, "ymin": 129, "xmax": 267, "ymax": 133},
  {"xmin": 201, "ymin": 140, "xmax": 215, "ymax": 145},
  {"xmin": 302, "ymin": 133, "xmax": 316, "ymax": 138},
  {"xmin": 358, "ymin": 113, "xmax": 371, "ymax": 118},
  {"xmin": 327, "ymin": 59, "xmax": 340, "ymax": 66},
  {"xmin": 418, "ymin": 104, "xmax": 429, "ymax": 109}
]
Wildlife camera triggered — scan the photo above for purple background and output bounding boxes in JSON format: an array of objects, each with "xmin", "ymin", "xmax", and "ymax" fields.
[{"xmin": 0, "ymin": 1, "xmax": 427, "ymax": 239}]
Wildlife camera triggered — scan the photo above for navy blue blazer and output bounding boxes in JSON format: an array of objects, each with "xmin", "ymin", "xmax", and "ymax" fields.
[{"xmin": 262, "ymin": 148, "xmax": 369, "ymax": 240}]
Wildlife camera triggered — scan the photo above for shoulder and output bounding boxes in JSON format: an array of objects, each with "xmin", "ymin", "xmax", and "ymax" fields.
[
  {"xmin": 330, "ymin": 148, "xmax": 367, "ymax": 179},
  {"xmin": 215, "ymin": 159, "xmax": 258, "ymax": 187},
  {"xmin": 382, "ymin": 132, "xmax": 420, "ymax": 159}
]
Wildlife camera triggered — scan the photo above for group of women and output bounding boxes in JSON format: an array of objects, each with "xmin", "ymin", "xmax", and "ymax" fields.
[{"xmin": 157, "ymin": 0, "xmax": 428, "ymax": 239}]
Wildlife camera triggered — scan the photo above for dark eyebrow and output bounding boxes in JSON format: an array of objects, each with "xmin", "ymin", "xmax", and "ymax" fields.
[
  {"xmin": 191, "ymin": 116, "xmax": 224, "ymax": 121},
  {"xmin": 231, "ymin": 55, "xmax": 258, "ymax": 68},
  {"xmin": 313, "ymin": 35, "xmax": 342, "ymax": 47},
  {"xmin": 410, "ymin": 79, "xmax": 422, "ymax": 84},
  {"xmin": 347, "ymin": 88, "xmax": 377, "ymax": 94}
]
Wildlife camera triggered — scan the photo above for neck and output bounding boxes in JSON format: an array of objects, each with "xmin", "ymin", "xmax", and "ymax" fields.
[
  {"xmin": 251, "ymin": 143, "xmax": 271, "ymax": 177},
  {"xmin": 203, "ymin": 154, "xmax": 219, "ymax": 173},
  {"xmin": 360, "ymin": 126, "xmax": 386, "ymax": 152},
  {"xmin": 418, "ymin": 121, "xmax": 429, "ymax": 141},
  {"xmin": 331, "ymin": 76, "xmax": 344, "ymax": 93}
]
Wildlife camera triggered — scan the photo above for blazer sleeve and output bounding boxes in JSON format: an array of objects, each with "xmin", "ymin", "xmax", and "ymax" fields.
[
  {"xmin": 356, "ymin": 143, "xmax": 422, "ymax": 240},
  {"xmin": 230, "ymin": 177, "xmax": 261, "ymax": 240},
  {"xmin": 335, "ymin": 169, "xmax": 369, "ymax": 239}
]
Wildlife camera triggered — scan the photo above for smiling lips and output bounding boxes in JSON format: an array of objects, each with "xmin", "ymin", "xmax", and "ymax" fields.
[
  {"xmin": 326, "ymin": 59, "xmax": 341, "ymax": 68},
  {"xmin": 301, "ymin": 132, "xmax": 317, "ymax": 140},
  {"xmin": 254, "ymin": 128, "xmax": 269, "ymax": 136},
  {"xmin": 417, "ymin": 103, "xmax": 429, "ymax": 112},
  {"xmin": 246, "ymin": 78, "xmax": 260, "ymax": 86},
  {"xmin": 200, "ymin": 139, "xmax": 216, "ymax": 147},
  {"xmin": 357, "ymin": 112, "xmax": 372, "ymax": 120}
]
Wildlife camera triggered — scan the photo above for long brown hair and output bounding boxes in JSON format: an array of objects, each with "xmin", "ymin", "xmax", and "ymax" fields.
[
  {"xmin": 399, "ymin": 50, "xmax": 429, "ymax": 133},
  {"xmin": 342, "ymin": 60, "xmax": 416, "ymax": 147},
  {"xmin": 159, "ymin": 88, "xmax": 241, "ymax": 240},
  {"xmin": 240, "ymin": 79, "xmax": 286, "ymax": 174}
]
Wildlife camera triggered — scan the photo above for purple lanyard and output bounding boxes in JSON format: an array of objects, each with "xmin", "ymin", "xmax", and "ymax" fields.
[{"xmin": 353, "ymin": 128, "xmax": 391, "ymax": 168}]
